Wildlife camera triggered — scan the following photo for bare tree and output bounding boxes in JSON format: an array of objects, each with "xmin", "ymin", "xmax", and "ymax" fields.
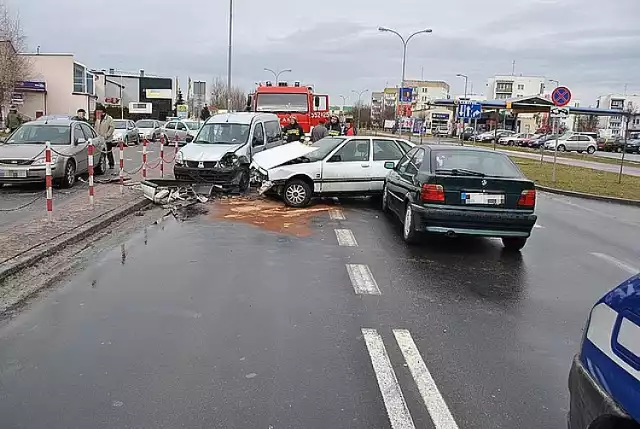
[
  {"xmin": 575, "ymin": 114, "xmax": 599, "ymax": 132},
  {"xmin": 209, "ymin": 76, "xmax": 246, "ymax": 111},
  {"xmin": 0, "ymin": 2, "xmax": 31, "ymax": 118}
]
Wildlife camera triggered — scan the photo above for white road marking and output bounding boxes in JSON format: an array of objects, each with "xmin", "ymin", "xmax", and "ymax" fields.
[
  {"xmin": 362, "ymin": 328, "xmax": 415, "ymax": 429},
  {"xmin": 335, "ymin": 229, "xmax": 358, "ymax": 247},
  {"xmin": 591, "ymin": 252, "xmax": 639, "ymax": 275},
  {"xmin": 329, "ymin": 209, "xmax": 346, "ymax": 220},
  {"xmin": 393, "ymin": 329, "xmax": 460, "ymax": 429},
  {"xmin": 346, "ymin": 264, "xmax": 381, "ymax": 295}
]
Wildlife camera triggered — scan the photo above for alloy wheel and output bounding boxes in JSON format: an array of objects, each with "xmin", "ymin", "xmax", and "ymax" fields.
[{"xmin": 286, "ymin": 184, "xmax": 307, "ymax": 206}]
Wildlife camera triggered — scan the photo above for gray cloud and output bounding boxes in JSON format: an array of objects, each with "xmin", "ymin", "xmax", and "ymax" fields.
[{"xmin": 9, "ymin": 0, "xmax": 640, "ymax": 105}]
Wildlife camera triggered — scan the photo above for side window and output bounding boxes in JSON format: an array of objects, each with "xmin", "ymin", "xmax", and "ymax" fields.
[
  {"xmin": 129, "ymin": 121, "xmax": 136, "ymax": 129},
  {"xmin": 80, "ymin": 123, "xmax": 96, "ymax": 139},
  {"xmin": 165, "ymin": 122, "xmax": 176, "ymax": 130},
  {"xmin": 330, "ymin": 139, "xmax": 370, "ymax": 162},
  {"xmin": 405, "ymin": 149, "xmax": 425, "ymax": 175},
  {"xmin": 396, "ymin": 148, "xmax": 418, "ymax": 174},
  {"xmin": 264, "ymin": 121, "xmax": 281, "ymax": 143},
  {"xmin": 176, "ymin": 122, "xmax": 187, "ymax": 131},
  {"xmin": 253, "ymin": 123, "xmax": 265, "ymax": 146},
  {"xmin": 373, "ymin": 139, "xmax": 404, "ymax": 161},
  {"xmin": 395, "ymin": 139, "xmax": 412, "ymax": 153},
  {"xmin": 73, "ymin": 124, "xmax": 86, "ymax": 142}
]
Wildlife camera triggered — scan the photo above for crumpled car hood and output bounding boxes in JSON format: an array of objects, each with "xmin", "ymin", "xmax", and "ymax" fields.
[
  {"xmin": 180, "ymin": 143, "xmax": 243, "ymax": 162},
  {"xmin": 251, "ymin": 142, "xmax": 317, "ymax": 170}
]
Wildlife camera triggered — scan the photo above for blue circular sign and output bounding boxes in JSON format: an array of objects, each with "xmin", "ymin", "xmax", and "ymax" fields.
[{"xmin": 552, "ymin": 86, "xmax": 572, "ymax": 107}]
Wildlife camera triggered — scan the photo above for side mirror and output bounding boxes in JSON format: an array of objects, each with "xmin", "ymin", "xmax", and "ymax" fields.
[
  {"xmin": 0, "ymin": 137, "xmax": 6, "ymax": 144},
  {"xmin": 185, "ymin": 135, "xmax": 194, "ymax": 143},
  {"xmin": 328, "ymin": 154, "xmax": 341, "ymax": 162},
  {"xmin": 384, "ymin": 161, "xmax": 395, "ymax": 170},
  {"xmin": 314, "ymin": 96, "xmax": 320, "ymax": 108}
]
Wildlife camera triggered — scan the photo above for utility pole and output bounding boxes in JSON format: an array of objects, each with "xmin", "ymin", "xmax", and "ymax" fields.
[{"xmin": 226, "ymin": 0, "xmax": 233, "ymax": 111}]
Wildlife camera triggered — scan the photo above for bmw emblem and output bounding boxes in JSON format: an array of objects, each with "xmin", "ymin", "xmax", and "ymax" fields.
[{"xmin": 481, "ymin": 179, "xmax": 487, "ymax": 187}]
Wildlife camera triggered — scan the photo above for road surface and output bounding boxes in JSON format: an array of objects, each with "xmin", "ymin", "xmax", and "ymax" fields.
[{"xmin": 0, "ymin": 193, "xmax": 638, "ymax": 429}]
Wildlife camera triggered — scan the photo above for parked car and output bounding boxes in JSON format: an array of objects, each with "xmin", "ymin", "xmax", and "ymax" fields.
[
  {"xmin": 174, "ymin": 113, "xmax": 284, "ymax": 191},
  {"xmin": 600, "ymin": 137, "xmax": 627, "ymax": 153},
  {"xmin": 545, "ymin": 133, "xmax": 597, "ymax": 153},
  {"xmin": 476, "ymin": 129, "xmax": 515, "ymax": 143},
  {"xmin": 0, "ymin": 119, "xmax": 107, "ymax": 188},
  {"xmin": 568, "ymin": 273, "xmax": 640, "ymax": 429},
  {"xmin": 251, "ymin": 136, "xmax": 414, "ymax": 207},
  {"xmin": 113, "ymin": 120, "xmax": 140, "ymax": 146},
  {"xmin": 161, "ymin": 119, "xmax": 201, "ymax": 145},
  {"xmin": 434, "ymin": 125, "xmax": 450, "ymax": 137},
  {"xmin": 626, "ymin": 133, "xmax": 640, "ymax": 153},
  {"xmin": 382, "ymin": 145, "xmax": 537, "ymax": 250},
  {"xmin": 135, "ymin": 119, "xmax": 162, "ymax": 142},
  {"xmin": 528, "ymin": 134, "xmax": 557, "ymax": 149},
  {"xmin": 460, "ymin": 127, "xmax": 477, "ymax": 141},
  {"xmin": 498, "ymin": 133, "xmax": 537, "ymax": 146}
]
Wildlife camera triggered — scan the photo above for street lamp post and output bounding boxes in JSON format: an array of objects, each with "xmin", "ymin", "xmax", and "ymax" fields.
[
  {"xmin": 379, "ymin": 26, "xmax": 432, "ymax": 136},
  {"xmin": 339, "ymin": 95, "xmax": 347, "ymax": 116},
  {"xmin": 456, "ymin": 73, "xmax": 468, "ymax": 143},
  {"xmin": 264, "ymin": 68, "xmax": 292, "ymax": 85},
  {"xmin": 226, "ymin": 0, "xmax": 233, "ymax": 111},
  {"xmin": 351, "ymin": 89, "xmax": 369, "ymax": 130}
]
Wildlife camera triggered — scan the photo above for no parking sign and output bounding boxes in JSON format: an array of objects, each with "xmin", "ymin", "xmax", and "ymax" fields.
[{"xmin": 552, "ymin": 86, "xmax": 572, "ymax": 107}]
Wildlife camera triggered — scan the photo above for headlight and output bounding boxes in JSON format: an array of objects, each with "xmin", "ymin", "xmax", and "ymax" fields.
[
  {"xmin": 32, "ymin": 156, "xmax": 58, "ymax": 166},
  {"xmin": 175, "ymin": 151, "xmax": 184, "ymax": 165},
  {"xmin": 220, "ymin": 153, "xmax": 239, "ymax": 168}
]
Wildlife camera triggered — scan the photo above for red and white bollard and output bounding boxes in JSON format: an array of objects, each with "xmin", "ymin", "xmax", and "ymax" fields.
[
  {"xmin": 142, "ymin": 138, "xmax": 148, "ymax": 179},
  {"xmin": 174, "ymin": 134, "xmax": 179, "ymax": 156},
  {"xmin": 159, "ymin": 136, "xmax": 164, "ymax": 178},
  {"xmin": 87, "ymin": 139, "xmax": 95, "ymax": 207},
  {"xmin": 119, "ymin": 141, "xmax": 124, "ymax": 195},
  {"xmin": 45, "ymin": 141, "xmax": 53, "ymax": 222}
]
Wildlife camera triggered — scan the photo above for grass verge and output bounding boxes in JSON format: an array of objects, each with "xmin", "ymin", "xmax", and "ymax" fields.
[{"xmin": 513, "ymin": 158, "xmax": 640, "ymax": 200}]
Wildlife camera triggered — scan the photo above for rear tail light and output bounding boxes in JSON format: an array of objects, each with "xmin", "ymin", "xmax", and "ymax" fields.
[
  {"xmin": 518, "ymin": 189, "xmax": 536, "ymax": 208},
  {"xmin": 421, "ymin": 184, "xmax": 445, "ymax": 203}
]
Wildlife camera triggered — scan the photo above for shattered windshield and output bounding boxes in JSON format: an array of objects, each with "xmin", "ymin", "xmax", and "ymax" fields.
[
  {"xmin": 194, "ymin": 123, "xmax": 250, "ymax": 144},
  {"xmin": 305, "ymin": 137, "xmax": 345, "ymax": 161}
]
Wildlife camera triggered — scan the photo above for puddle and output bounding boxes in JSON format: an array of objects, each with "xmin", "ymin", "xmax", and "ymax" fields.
[{"xmin": 209, "ymin": 197, "xmax": 332, "ymax": 237}]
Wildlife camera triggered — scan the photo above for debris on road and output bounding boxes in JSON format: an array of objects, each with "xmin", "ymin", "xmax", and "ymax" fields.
[{"xmin": 141, "ymin": 179, "xmax": 219, "ymax": 221}]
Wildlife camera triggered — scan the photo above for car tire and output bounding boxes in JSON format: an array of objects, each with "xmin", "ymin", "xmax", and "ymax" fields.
[
  {"xmin": 616, "ymin": 147, "xmax": 622, "ymax": 153},
  {"xmin": 283, "ymin": 179, "xmax": 312, "ymax": 208},
  {"xmin": 402, "ymin": 203, "xmax": 419, "ymax": 244},
  {"xmin": 502, "ymin": 237, "xmax": 527, "ymax": 251},
  {"xmin": 381, "ymin": 185, "xmax": 390, "ymax": 213},
  {"xmin": 557, "ymin": 144, "xmax": 566, "ymax": 152},
  {"xmin": 508, "ymin": 141, "xmax": 514, "ymax": 146},
  {"xmin": 238, "ymin": 168, "xmax": 250, "ymax": 193},
  {"xmin": 587, "ymin": 146, "xmax": 596, "ymax": 154},
  {"xmin": 95, "ymin": 153, "xmax": 106, "ymax": 176},
  {"xmin": 60, "ymin": 160, "xmax": 76, "ymax": 188}
]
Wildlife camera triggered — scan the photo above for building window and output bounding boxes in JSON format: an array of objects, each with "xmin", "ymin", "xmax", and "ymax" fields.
[
  {"xmin": 74, "ymin": 63, "xmax": 86, "ymax": 93},
  {"xmin": 496, "ymin": 93, "xmax": 510, "ymax": 99},
  {"xmin": 496, "ymin": 82, "xmax": 513, "ymax": 92},
  {"xmin": 85, "ymin": 71, "xmax": 94, "ymax": 95},
  {"xmin": 610, "ymin": 99, "xmax": 624, "ymax": 110},
  {"xmin": 517, "ymin": 84, "xmax": 524, "ymax": 90}
]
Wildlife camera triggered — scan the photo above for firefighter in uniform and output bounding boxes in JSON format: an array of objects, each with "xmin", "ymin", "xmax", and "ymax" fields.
[
  {"xmin": 327, "ymin": 115, "xmax": 342, "ymax": 137},
  {"xmin": 283, "ymin": 116, "xmax": 305, "ymax": 143}
]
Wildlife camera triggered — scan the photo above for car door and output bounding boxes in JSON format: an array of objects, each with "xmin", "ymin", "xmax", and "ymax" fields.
[
  {"xmin": 396, "ymin": 148, "xmax": 425, "ymax": 202},
  {"xmin": 72, "ymin": 124, "xmax": 89, "ymax": 173},
  {"xmin": 371, "ymin": 138, "xmax": 406, "ymax": 192},
  {"xmin": 386, "ymin": 147, "xmax": 418, "ymax": 214},
  {"xmin": 566, "ymin": 135, "xmax": 580, "ymax": 151},
  {"xmin": 175, "ymin": 122, "xmax": 188, "ymax": 141},
  {"xmin": 79, "ymin": 123, "xmax": 101, "ymax": 165},
  {"xmin": 128, "ymin": 121, "xmax": 138, "ymax": 141},
  {"xmin": 264, "ymin": 120, "xmax": 284, "ymax": 149},
  {"xmin": 164, "ymin": 121, "xmax": 176, "ymax": 140},
  {"xmin": 321, "ymin": 138, "xmax": 372, "ymax": 193},
  {"xmin": 250, "ymin": 122, "xmax": 266, "ymax": 157}
]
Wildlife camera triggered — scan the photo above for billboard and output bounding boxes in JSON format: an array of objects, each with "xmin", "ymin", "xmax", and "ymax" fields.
[
  {"xmin": 176, "ymin": 104, "xmax": 188, "ymax": 119},
  {"xmin": 399, "ymin": 87, "xmax": 413, "ymax": 103},
  {"xmin": 397, "ymin": 104, "xmax": 412, "ymax": 117},
  {"xmin": 145, "ymin": 89, "xmax": 172, "ymax": 99}
]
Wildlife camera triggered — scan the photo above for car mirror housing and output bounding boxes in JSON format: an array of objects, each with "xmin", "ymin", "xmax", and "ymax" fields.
[
  {"xmin": 328, "ymin": 155, "xmax": 341, "ymax": 162},
  {"xmin": 384, "ymin": 161, "xmax": 395, "ymax": 169},
  {"xmin": 185, "ymin": 135, "xmax": 194, "ymax": 143}
]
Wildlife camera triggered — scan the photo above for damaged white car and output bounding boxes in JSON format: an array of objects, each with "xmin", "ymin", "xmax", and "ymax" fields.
[{"xmin": 251, "ymin": 136, "xmax": 414, "ymax": 207}]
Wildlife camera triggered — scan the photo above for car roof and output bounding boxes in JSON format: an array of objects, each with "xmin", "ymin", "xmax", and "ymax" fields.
[
  {"xmin": 208, "ymin": 112, "xmax": 278, "ymax": 125},
  {"xmin": 29, "ymin": 118, "xmax": 76, "ymax": 126}
]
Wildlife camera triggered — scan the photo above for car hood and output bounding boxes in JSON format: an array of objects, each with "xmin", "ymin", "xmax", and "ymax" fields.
[
  {"xmin": 251, "ymin": 142, "xmax": 318, "ymax": 170},
  {"xmin": 0, "ymin": 143, "xmax": 73, "ymax": 159},
  {"xmin": 180, "ymin": 143, "xmax": 243, "ymax": 162}
]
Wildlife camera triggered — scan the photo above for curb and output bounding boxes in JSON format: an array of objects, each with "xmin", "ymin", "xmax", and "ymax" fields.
[
  {"xmin": 536, "ymin": 185, "xmax": 640, "ymax": 207},
  {"xmin": 0, "ymin": 197, "xmax": 152, "ymax": 282}
]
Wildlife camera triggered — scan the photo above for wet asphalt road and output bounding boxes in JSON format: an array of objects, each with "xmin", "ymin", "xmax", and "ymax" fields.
[{"xmin": 0, "ymin": 192, "xmax": 638, "ymax": 429}]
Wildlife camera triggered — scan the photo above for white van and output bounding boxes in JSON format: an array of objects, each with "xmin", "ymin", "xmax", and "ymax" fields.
[{"xmin": 173, "ymin": 113, "xmax": 285, "ymax": 191}]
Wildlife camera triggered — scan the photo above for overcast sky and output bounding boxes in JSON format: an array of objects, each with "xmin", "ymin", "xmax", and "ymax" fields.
[{"xmin": 9, "ymin": 0, "xmax": 640, "ymax": 106}]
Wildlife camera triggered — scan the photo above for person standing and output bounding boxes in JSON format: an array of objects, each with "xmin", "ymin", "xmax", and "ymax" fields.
[
  {"xmin": 310, "ymin": 118, "xmax": 328, "ymax": 142},
  {"xmin": 94, "ymin": 104, "xmax": 115, "ymax": 169},
  {"xmin": 6, "ymin": 106, "xmax": 22, "ymax": 132},
  {"xmin": 327, "ymin": 115, "xmax": 342, "ymax": 136},
  {"xmin": 283, "ymin": 116, "xmax": 305, "ymax": 143},
  {"xmin": 72, "ymin": 108, "xmax": 89, "ymax": 123},
  {"xmin": 200, "ymin": 106, "xmax": 211, "ymax": 121},
  {"xmin": 345, "ymin": 120, "xmax": 356, "ymax": 136}
]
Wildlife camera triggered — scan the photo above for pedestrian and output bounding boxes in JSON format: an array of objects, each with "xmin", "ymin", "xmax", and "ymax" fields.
[
  {"xmin": 200, "ymin": 106, "xmax": 211, "ymax": 121},
  {"xmin": 94, "ymin": 104, "xmax": 116, "ymax": 169},
  {"xmin": 6, "ymin": 106, "xmax": 22, "ymax": 132},
  {"xmin": 283, "ymin": 116, "xmax": 305, "ymax": 143},
  {"xmin": 327, "ymin": 115, "xmax": 342, "ymax": 137},
  {"xmin": 310, "ymin": 118, "xmax": 328, "ymax": 142},
  {"xmin": 72, "ymin": 108, "xmax": 89, "ymax": 123},
  {"xmin": 345, "ymin": 120, "xmax": 356, "ymax": 136}
]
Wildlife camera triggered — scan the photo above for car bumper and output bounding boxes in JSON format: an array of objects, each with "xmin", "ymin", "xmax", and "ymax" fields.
[
  {"xmin": 0, "ymin": 166, "xmax": 60, "ymax": 184},
  {"xmin": 411, "ymin": 203, "xmax": 537, "ymax": 237},
  {"xmin": 173, "ymin": 165, "xmax": 244, "ymax": 190},
  {"xmin": 568, "ymin": 355, "xmax": 632, "ymax": 429}
]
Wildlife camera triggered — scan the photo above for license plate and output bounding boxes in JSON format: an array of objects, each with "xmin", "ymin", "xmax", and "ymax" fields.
[
  {"xmin": 461, "ymin": 192, "xmax": 505, "ymax": 205},
  {"xmin": 0, "ymin": 169, "xmax": 27, "ymax": 178}
]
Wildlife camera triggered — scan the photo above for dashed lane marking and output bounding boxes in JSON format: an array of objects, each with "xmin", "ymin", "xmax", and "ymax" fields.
[
  {"xmin": 591, "ymin": 252, "xmax": 639, "ymax": 275},
  {"xmin": 534, "ymin": 224, "xmax": 544, "ymax": 229},
  {"xmin": 362, "ymin": 328, "xmax": 415, "ymax": 429},
  {"xmin": 346, "ymin": 264, "xmax": 381, "ymax": 295},
  {"xmin": 329, "ymin": 209, "xmax": 346, "ymax": 220},
  {"xmin": 394, "ymin": 329, "xmax": 460, "ymax": 429},
  {"xmin": 335, "ymin": 229, "xmax": 358, "ymax": 247}
]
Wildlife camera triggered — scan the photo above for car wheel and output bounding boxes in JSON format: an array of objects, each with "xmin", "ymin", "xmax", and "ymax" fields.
[
  {"xmin": 283, "ymin": 179, "xmax": 312, "ymax": 208},
  {"xmin": 577, "ymin": 150, "xmax": 583, "ymax": 154},
  {"xmin": 502, "ymin": 237, "xmax": 527, "ymax": 251},
  {"xmin": 587, "ymin": 146, "xmax": 596, "ymax": 154},
  {"xmin": 557, "ymin": 144, "xmax": 566, "ymax": 152},
  {"xmin": 381, "ymin": 185, "xmax": 390, "ymax": 213},
  {"xmin": 508, "ymin": 141, "xmax": 514, "ymax": 146},
  {"xmin": 616, "ymin": 147, "xmax": 622, "ymax": 153},
  {"xmin": 95, "ymin": 153, "xmax": 106, "ymax": 175},
  {"xmin": 238, "ymin": 168, "xmax": 250, "ymax": 192},
  {"xmin": 61, "ymin": 161, "xmax": 76, "ymax": 188},
  {"xmin": 402, "ymin": 203, "xmax": 419, "ymax": 244}
]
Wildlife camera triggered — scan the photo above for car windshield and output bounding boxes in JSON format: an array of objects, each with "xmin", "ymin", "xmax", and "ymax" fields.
[
  {"xmin": 194, "ymin": 123, "xmax": 250, "ymax": 144},
  {"xmin": 305, "ymin": 137, "xmax": 346, "ymax": 161},
  {"xmin": 630, "ymin": 132, "xmax": 640, "ymax": 140},
  {"xmin": 114, "ymin": 121, "xmax": 127, "ymax": 129},
  {"xmin": 136, "ymin": 120, "xmax": 155, "ymax": 128},
  {"xmin": 183, "ymin": 121, "xmax": 200, "ymax": 130},
  {"xmin": 256, "ymin": 93, "xmax": 308, "ymax": 113},
  {"xmin": 6, "ymin": 125, "xmax": 71, "ymax": 145},
  {"xmin": 432, "ymin": 150, "xmax": 523, "ymax": 178}
]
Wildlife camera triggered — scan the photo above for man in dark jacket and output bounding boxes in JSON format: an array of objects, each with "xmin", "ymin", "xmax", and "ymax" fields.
[
  {"xmin": 310, "ymin": 118, "xmax": 328, "ymax": 142},
  {"xmin": 200, "ymin": 106, "xmax": 211, "ymax": 121},
  {"xmin": 72, "ymin": 108, "xmax": 89, "ymax": 123},
  {"xmin": 283, "ymin": 116, "xmax": 305, "ymax": 143},
  {"xmin": 6, "ymin": 107, "xmax": 22, "ymax": 132},
  {"xmin": 327, "ymin": 115, "xmax": 342, "ymax": 136}
]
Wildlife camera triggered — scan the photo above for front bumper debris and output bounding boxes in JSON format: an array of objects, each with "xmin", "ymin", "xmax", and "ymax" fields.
[{"xmin": 173, "ymin": 164, "xmax": 245, "ymax": 191}]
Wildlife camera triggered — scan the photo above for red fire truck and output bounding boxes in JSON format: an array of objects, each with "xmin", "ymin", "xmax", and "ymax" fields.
[{"xmin": 247, "ymin": 81, "xmax": 330, "ymax": 133}]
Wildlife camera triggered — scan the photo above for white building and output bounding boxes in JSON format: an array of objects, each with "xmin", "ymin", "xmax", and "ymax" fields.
[
  {"xmin": 403, "ymin": 80, "xmax": 450, "ymax": 112},
  {"xmin": 486, "ymin": 75, "xmax": 546, "ymax": 100},
  {"xmin": 596, "ymin": 94, "xmax": 640, "ymax": 137}
]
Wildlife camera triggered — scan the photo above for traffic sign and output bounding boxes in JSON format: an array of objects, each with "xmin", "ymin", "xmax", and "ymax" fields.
[
  {"xmin": 552, "ymin": 86, "xmax": 571, "ymax": 107},
  {"xmin": 550, "ymin": 107, "xmax": 570, "ymax": 118},
  {"xmin": 457, "ymin": 102, "xmax": 482, "ymax": 119}
]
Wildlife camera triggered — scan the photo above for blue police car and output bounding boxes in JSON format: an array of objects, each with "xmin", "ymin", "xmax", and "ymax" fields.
[{"xmin": 569, "ymin": 274, "xmax": 640, "ymax": 428}]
